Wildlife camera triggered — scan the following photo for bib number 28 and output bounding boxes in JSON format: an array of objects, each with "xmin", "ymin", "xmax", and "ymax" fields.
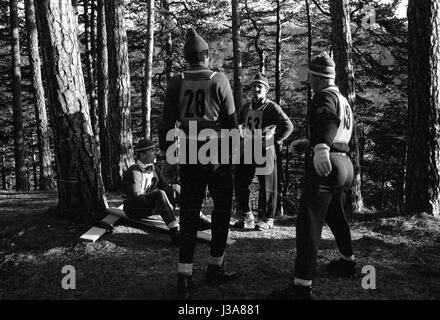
[{"xmin": 184, "ymin": 89, "xmax": 206, "ymax": 118}]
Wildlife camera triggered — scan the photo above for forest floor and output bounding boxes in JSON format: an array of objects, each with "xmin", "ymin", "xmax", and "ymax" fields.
[{"xmin": 1, "ymin": 190, "xmax": 440, "ymax": 300}]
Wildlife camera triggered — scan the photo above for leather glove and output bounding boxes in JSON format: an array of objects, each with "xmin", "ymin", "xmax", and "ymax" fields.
[
  {"xmin": 313, "ymin": 143, "xmax": 332, "ymax": 177},
  {"xmin": 290, "ymin": 139, "xmax": 310, "ymax": 155}
]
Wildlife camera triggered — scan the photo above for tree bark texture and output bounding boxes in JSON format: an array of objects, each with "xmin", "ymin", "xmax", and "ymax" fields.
[
  {"xmin": 142, "ymin": 0, "xmax": 155, "ymax": 139},
  {"xmin": 232, "ymin": 0, "xmax": 243, "ymax": 111},
  {"xmin": 10, "ymin": 0, "xmax": 27, "ymax": 191},
  {"xmin": 275, "ymin": 0, "xmax": 282, "ymax": 105},
  {"xmin": 36, "ymin": 0, "xmax": 107, "ymax": 223},
  {"xmin": 105, "ymin": 0, "xmax": 134, "ymax": 191},
  {"xmin": 329, "ymin": 0, "xmax": 364, "ymax": 213},
  {"xmin": 405, "ymin": 0, "xmax": 440, "ymax": 217},
  {"xmin": 25, "ymin": 0, "xmax": 56, "ymax": 191},
  {"xmin": 97, "ymin": 0, "xmax": 111, "ymax": 189},
  {"xmin": 84, "ymin": 0, "xmax": 100, "ymax": 154}
]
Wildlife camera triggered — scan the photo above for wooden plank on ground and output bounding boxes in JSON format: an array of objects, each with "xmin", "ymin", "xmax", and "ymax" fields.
[
  {"xmin": 80, "ymin": 214, "xmax": 120, "ymax": 242},
  {"xmin": 107, "ymin": 207, "xmax": 236, "ymax": 245}
]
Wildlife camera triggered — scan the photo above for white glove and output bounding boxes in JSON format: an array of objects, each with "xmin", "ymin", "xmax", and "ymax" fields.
[
  {"xmin": 313, "ymin": 144, "xmax": 332, "ymax": 177},
  {"xmin": 290, "ymin": 139, "xmax": 310, "ymax": 155}
]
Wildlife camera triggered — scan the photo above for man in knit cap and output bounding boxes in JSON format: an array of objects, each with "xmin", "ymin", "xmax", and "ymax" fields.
[
  {"xmin": 233, "ymin": 72, "xmax": 293, "ymax": 230},
  {"xmin": 158, "ymin": 28, "xmax": 239, "ymax": 296},
  {"xmin": 271, "ymin": 52, "xmax": 356, "ymax": 300}
]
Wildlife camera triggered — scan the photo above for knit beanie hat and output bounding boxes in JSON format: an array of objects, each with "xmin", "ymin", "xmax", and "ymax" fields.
[
  {"xmin": 308, "ymin": 52, "xmax": 336, "ymax": 79},
  {"xmin": 251, "ymin": 72, "xmax": 269, "ymax": 89},
  {"xmin": 183, "ymin": 27, "xmax": 209, "ymax": 58},
  {"xmin": 134, "ymin": 138, "xmax": 155, "ymax": 152}
]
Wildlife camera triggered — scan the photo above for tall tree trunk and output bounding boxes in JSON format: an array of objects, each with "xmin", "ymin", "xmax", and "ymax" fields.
[
  {"xmin": 25, "ymin": 0, "xmax": 56, "ymax": 191},
  {"xmin": 405, "ymin": 0, "xmax": 440, "ymax": 217},
  {"xmin": 142, "ymin": 0, "xmax": 155, "ymax": 139},
  {"xmin": 97, "ymin": 0, "xmax": 111, "ymax": 189},
  {"xmin": 36, "ymin": 0, "xmax": 107, "ymax": 223},
  {"xmin": 304, "ymin": 0, "xmax": 312, "ymax": 177},
  {"xmin": 84, "ymin": 0, "xmax": 100, "ymax": 155},
  {"xmin": 105, "ymin": 0, "xmax": 134, "ymax": 191},
  {"xmin": 162, "ymin": 0, "xmax": 173, "ymax": 83},
  {"xmin": 10, "ymin": 0, "xmax": 26, "ymax": 191},
  {"xmin": 91, "ymin": 0, "xmax": 97, "ymax": 85},
  {"xmin": 232, "ymin": 0, "xmax": 243, "ymax": 111},
  {"xmin": 329, "ymin": 0, "xmax": 364, "ymax": 213},
  {"xmin": 275, "ymin": 0, "xmax": 282, "ymax": 105},
  {"xmin": 1, "ymin": 146, "xmax": 6, "ymax": 190},
  {"xmin": 32, "ymin": 147, "xmax": 38, "ymax": 190},
  {"xmin": 275, "ymin": 0, "xmax": 284, "ymax": 216}
]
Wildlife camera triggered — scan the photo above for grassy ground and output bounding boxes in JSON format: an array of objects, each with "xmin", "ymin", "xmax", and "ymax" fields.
[{"xmin": 1, "ymin": 190, "xmax": 440, "ymax": 300}]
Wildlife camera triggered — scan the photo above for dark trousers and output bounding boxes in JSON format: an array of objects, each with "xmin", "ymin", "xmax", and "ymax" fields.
[
  {"xmin": 234, "ymin": 158, "xmax": 278, "ymax": 220},
  {"xmin": 123, "ymin": 185, "xmax": 177, "ymax": 225},
  {"xmin": 179, "ymin": 164, "xmax": 233, "ymax": 263},
  {"xmin": 295, "ymin": 153, "xmax": 354, "ymax": 280}
]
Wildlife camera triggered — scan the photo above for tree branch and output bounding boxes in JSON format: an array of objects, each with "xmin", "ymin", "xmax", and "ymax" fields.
[{"xmin": 310, "ymin": 0, "xmax": 330, "ymax": 17}]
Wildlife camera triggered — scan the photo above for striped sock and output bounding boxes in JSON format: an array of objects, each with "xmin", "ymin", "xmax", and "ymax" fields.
[
  {"xmin": 294, "ymin": 277, "xmax": 312, "ymax": 287},
  {"xmin": 340, "ymin": 253, "xmax": 355, "ymax": 261},
  {"xmin": 208, "ymin": 255, "xmax": 224, "ymax": 266},
  {"xmin": 167, "ymin": 220, "xmax": 179, "ymax": 229},
  {"xmin": 178, "ymin": 263, "xmax": 193, "ymax": 276}
]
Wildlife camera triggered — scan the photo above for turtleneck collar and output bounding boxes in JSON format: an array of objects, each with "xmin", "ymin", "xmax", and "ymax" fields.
[{"xmin": 136, "ymin": 160, "xmax": 154, "ymax": 171}]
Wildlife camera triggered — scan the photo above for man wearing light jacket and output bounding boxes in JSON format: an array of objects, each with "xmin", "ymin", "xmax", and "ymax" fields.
[{"xmin": 271, "ymin": 52, "xmax": 356, "ymax": 300}]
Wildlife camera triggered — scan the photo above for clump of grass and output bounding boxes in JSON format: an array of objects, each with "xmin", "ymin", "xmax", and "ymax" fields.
[{"xmin": 373, "ymin": 213, "xmax": 440, "ymax": 242}]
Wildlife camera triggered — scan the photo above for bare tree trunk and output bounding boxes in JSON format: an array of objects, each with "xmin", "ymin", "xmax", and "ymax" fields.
[
  {"xmin": 105, "ymin": 0, "xmax": 134, "ymax": 191},
  {"xmin": 25, "ymin": 0, "xmax": 56, "ymax": 191},
  {"xmin": 1, "ymin": 146, "xmax": 6, "ymax": 190},
  {"xmin": 304, "ymin": 0, "xmax": 312, "ymax": 176},
  {"xmin": 91, "ymin": 0, "xmax": 97, "ymax": 84},
  {"xmin": 329, "ymin": 0, "xmax": 364, "ymax": 213},
  {"xmin": 97, "ymin": 0, "xmax": 111, "ymax": 189},
  {"xmin": 275, "ymin": 0, "xmax": 282, "ymax": 105},
  {"xmin": 162, "ymin": 0, "xmax": 173, "ymax": 83},
  {"xmin": 10, "ymin": 0, "xmax": 27, "ymax": 191},
  {"xmin": 36, "ymin": 0, "xmax": 107, "ymax": 223},
  {"xmin": 142, "ymin": 0, "xmax": 155, "ymax": 139},
  {"xmin": 275, "ymin": 0, "xmax": 284, "ymax": 216},
  {"xmin": 405, "ymin": 0, "xmax": 440, "ymax": 217},
  {"xmin": 32, "ymin": 147, "xmax": 38, "ymax": 191},
  {"xmin": 84, "ymin": 0, "xmax": 100, "ymax": 155},
  {"xmin": 232, "ymin": 0, "xmax": 243, "ymax": 111}
]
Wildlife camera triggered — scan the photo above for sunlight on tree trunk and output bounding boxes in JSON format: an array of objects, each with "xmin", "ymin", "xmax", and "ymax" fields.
[
  {"xmin": 330, "ymin": 0, "xmax": 364, "ymax": 214},
  {"xmin": 36, "ymin": 0, "xmax": 107, "ymax": 223},
  {"xmin": 25, "ymin": 0, "xmax": 56, "ymax": 191}
]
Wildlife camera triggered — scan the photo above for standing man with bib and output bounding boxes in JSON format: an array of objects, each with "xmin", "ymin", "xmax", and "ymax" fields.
[
  {"xmin": 159, "ymin": 28, "xmax": 239, "ymax": 296},
  {"xmin": 271, "ymin": 52, "xmax": 356, "ymax": 300},
  {"xmin": 234, "ymin": 73, "xmax": 293, "ymax": 230}
]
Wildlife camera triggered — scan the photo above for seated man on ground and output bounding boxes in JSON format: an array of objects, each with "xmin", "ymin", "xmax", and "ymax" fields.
[{"xmin": 121, "ymin": 138, "xmax": 211, "ymax": 244}]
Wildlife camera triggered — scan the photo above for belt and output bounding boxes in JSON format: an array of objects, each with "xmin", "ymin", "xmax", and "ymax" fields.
[
  {"xmin": 330, "ymin": 152, "xmax": 347, "ymax": 157},
  {"xmin": 309, "ymin": 150, "xmax": 347, "ymax": 157}
]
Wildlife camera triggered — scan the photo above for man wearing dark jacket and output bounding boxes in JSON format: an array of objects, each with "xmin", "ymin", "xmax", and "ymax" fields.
[
  {"xmin": 271, "ymin": 52, "xmax": 355, "ymax": 300},
  {"xmin": 158, "ymin": 28, "xmax": 239, "ymax": 296}
]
